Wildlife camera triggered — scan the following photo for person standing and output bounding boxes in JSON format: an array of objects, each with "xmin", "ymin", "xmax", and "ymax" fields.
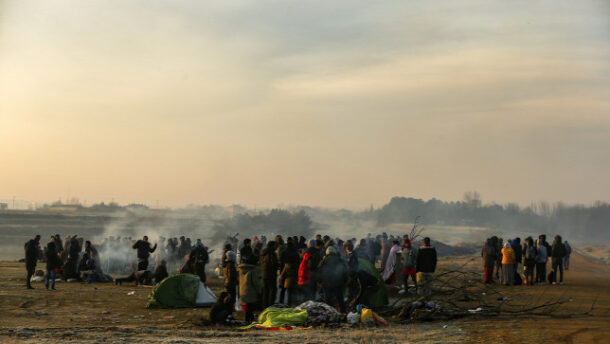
[
  {"xmin": 551, "ymin": 235, "xmax": 566, "ymax": 285},
  {"xmin": 415, "ymin": 237, "xmax": 437, "ymax": 298},
  {"xmin": 238, "ymin": 255, "xmax": 261, "ymax": 323},
  {"xmin": 45, "ymin": 241, "xmax": 61, "ymax": 290},
  {"xmin": 535, "ymin": 239, "xmax": 548, "ymax": 285},
  {"xmin": 260, "ymin": 241, "xmax": 279, "ymax": 308},
  {"xmin": 318, "ymin": 246, "xmax": 348, "ymax": 313},
  {"xmin": 401, "ymin": 238, "xmax": 418, "ymax": 292},
  {"xmin": 132, "ymin": 236, "xmax": 157, "ymax": 271},
  {"xmin": 501, "ymin": 241, "xmax": 516, "ymax": 285},
  {"xmin": 222, "ymin": 244, "xmax": 238, "ymax": 306},
  {"xmin": 481, "ymin": 238, "xmax": 497, "ymax": 284},
  {"xmin": 564, "ymin": 241, "xmax": 572, "ymax": 270},
  {"xmin": 523, "ymin": 237, "xmax": 536, "ymax": 286},
  {"xmin": 24, "ymin": 235, "xmax": 41, "ymax": 289},
  {"xmin": 382, "ymin": 240, "xmax": 402, "ymax": 284},
  {"xmin": 279, "ymin": 239, "xmax": 300, "ymax": 306}
]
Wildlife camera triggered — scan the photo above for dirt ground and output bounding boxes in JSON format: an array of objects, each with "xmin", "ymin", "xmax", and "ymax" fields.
[{"xmin": 0, "ymin": 252, "xmax": 608, "ymax": 343}]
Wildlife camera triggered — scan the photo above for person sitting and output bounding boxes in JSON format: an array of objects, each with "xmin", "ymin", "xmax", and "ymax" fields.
[
  {"xmin": 210, "ymin": 291, "xmax": 237, "ymax": 325},
  {"xmin": 154, "ymin": 260, "xmax": 169, "ymax": 284},
  {"xmin": 115, "ymin": 270, "xmax": 154, "ymax": 286}
]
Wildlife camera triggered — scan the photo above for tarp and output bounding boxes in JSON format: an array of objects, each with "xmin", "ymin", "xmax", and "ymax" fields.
[
  {"xmin": 356, "ymin": 258, "xmax": 389, "ymax": 308},
  {"xmin": 240, "ymin": 307, "xmax": 308, "ymax": 329},
  {"xmin": 147, "ymin": 274, "xmax": 216, "ymax": 308}
]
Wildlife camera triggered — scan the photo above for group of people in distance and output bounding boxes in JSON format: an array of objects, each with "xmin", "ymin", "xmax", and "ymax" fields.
[
  {"xmin": 218, "ymin": 234, "xmax": 437, "ymax": 323},
  {"xmin": 481, "ymin": 234, "xmax": 571, "ymax": 286}
]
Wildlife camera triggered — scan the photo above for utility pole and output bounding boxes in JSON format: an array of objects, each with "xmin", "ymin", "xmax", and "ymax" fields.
[{"xmin": 12, "ymin": 196, "xmax": 15, "ymax": 209}]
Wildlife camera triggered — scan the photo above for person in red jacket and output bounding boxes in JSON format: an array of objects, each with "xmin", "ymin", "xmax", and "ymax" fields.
[{"xmin": 298, "ymin": 246, "xmax": 313, "ymax": 301}]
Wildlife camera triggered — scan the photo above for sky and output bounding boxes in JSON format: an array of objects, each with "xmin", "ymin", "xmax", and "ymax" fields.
[{"xmin": 1, "ymin": 0, "xmax": 609, "ymax": 209}]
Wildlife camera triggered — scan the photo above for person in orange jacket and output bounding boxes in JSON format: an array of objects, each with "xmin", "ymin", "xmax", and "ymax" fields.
[{"xmin": 501, "ymin": 241, "xmax": 516, "ymax": 285}]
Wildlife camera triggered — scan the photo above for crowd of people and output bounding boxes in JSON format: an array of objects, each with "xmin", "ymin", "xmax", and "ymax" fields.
[
  {"xmin": 217, "ymin": 233, "xmax": 437, "ymax": 323},
  {"xmin": 481, "ymin": 234, "xmax": 571, "ymax": 286},
  {"xmin": 23, "ymin": 230, "xmax": 572, "ymax": 324}
]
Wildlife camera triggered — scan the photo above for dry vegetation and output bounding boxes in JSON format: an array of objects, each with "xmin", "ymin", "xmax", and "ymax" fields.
[{"xmin": 0, "ymin": 252, "xmax": 608, "ymax": 343}]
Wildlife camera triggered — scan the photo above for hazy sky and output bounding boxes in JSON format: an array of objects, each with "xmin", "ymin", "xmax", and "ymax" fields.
[{"xmin": 1, "ymin": 1, "xmax": 609, "ymax": 208}]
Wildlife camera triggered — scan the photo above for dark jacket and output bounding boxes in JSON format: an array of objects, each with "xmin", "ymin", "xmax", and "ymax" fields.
[
  {"xmin": 551, "ymin": 242, "xmax": 566, "ymax": 263},
  {"xmin": 239, "ymin": 246, "xmax": 254, "ymax": 264},
  {"xmin": 133, "ymin": 240, "xmax": 157, "ymax": 259},
  {"xmin": 512, "ymin": 239, "xmax": 522, "ymax": 264},
  {"xmin": 280, "ymin": 247, "xmax": 300, "ymax": 289},
  {"xmin": 260, "ymin": 247, "xmax": 279, "ymax": 281},
  {"xmin": 347, "ymin": 251, "xmax": 359, "ymax": 274},
  {"xmin": 481, "ymin": 239, "xmax": 497, "ymax": 267},
  {"xmin": 25, "ymin": 239, "xmax": 39, "ymax": 265},
  {"xmin": 318, "ymin": 253, "xmax": 348, "ymax": 289},
  {"xmin": 416, "ymin": 246, "xmax": 437, "ymax": 273},
  {"xmin": 45, "ymin": 243, "xmax": 61, "ymax": 270},
  {"xmin": 154, "ymin": 264, "xmax": 169, "ymax": 284}
]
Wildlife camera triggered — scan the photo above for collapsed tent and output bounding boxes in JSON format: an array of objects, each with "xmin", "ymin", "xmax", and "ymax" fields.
[
  {"xmin": 356, "ymin": 258, "xmax": 389, "ymax": 308},
  {"xmin": 147, "ymin": 274, "xmax": 217, "ymax": 309}
]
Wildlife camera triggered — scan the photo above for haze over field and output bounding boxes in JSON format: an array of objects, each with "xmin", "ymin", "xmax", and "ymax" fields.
[{"xmin": 1, "ymin": 1, "xmax": 609, "ymax": 208}]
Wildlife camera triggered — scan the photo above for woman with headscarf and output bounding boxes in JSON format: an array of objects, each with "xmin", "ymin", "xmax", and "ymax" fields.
[
  {"xmin": 501, "ymin": 241, "xmax": 516, "ymax": 285},
  {"xmin": 382, "ymin": 240, "xmax": 402, "ymax": 284}
]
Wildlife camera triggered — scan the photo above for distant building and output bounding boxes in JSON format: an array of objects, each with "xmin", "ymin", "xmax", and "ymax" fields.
[{"xmin": 0, "ymin": 203, "xmax": 7, "ymax": 210}]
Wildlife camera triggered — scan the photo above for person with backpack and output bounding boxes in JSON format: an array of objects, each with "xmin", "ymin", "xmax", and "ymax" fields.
[
  {"xmin": 522, "ymin": 237, "xmax": 536, "ymax": 286},
  {"xmin": 551, "ymin": 235, "xmax": 566, "ymax": 285},
  {"xmin": 24, "ymin": 235, "xmax": 41, "ymax": 289}
]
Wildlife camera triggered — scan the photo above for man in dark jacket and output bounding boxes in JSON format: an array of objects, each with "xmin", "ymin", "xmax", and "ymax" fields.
[
  {"xmin": 551, "ymin": 235, "xmax": 566, "ymax": 285},
  {"xmin": 239, "ymin": 238, "xmax": 254, "ymax": 264},
  {"xmin": 132, "ymin": 236, "xmax": 157, "ymax": 271},
  {"xmin": 45, "ymin": 241, "xmax": 61, "ymax": 290},
  {"xmin": 318, "ymin": 246, "xmax": 348, "ymax": 313},
  {"xmin": 415, "ymin": 237, "xmax": 437, "ymax": 298},
  {"xmin": 260, "ymin": 241, "xmax": 278, "ymax": 308},
  {"xmin": 25, "ymin": 235, "xmax": 41, "ymax": 289},
  {"xmin": 279, "ymin": 239, "xmax": 300, "ymax": 306}
]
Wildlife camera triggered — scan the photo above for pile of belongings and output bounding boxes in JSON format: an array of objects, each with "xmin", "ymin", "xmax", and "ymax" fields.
[
  {"xmin": 239, "ymin": 307, "xmax": 308, "ymax": 330},
  {"xmin": 346, "ymin": 304, "xmax": 388, "ymax": 326},
  {"xmin": 397, "ymin": 301, "xmax": 442, "ymax": 321},
  {"xmin": 147, "ymin": 274, "xmax": 217, "ymax": 308},
  {"xmin": 295, "ymin": 301, "xmax": 344, "ymax": 326}
]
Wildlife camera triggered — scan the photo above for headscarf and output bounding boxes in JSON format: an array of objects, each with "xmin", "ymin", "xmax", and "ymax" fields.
[{"xmin": 504, "ymin": 242, "xmax": 511, "ymax": 248}]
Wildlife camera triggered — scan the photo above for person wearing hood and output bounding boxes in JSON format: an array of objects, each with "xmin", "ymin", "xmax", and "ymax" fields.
[
  {"xmin": 318, "ymin": 246, "xmax": 348, "ymax": 313},
  {"xmin": 551, "ymin": 235, "xmax": 566, "ymax": 285},
  {"xmin": 501, "ymin": 241, "xmax": 516, "ymax": 285},
  {"xmin": 535, "ymin": 239, "xmax": 548, "ymax": 285},
  {"xmin": 279, "ymin": 239, "xmax": 300, "ymax": 306},
  {"xmin": 298, "ymin": 240, "xmax": 314, "ymax": 302},
  {"xmin": 238, "ymin": 255, "xmax": 261, "ymax": 323},
  {"xmin": 401, "ymin": 238, "xmax": 418, "ymax": 292},
  {"xmin": 415, "ymin": 237, "xmax": 437, "ymax": 298},
  {"xmin": 383, "ymin": 240, "xmax": 402, "ymax": 284},
  {"xmin": 260, "ymin": 241, "xmax": 279, "ymax": 308},
  {"xmin": 222, "ymin": 244, "xmax": 238, "ymax": 305},
  {"xmin": 481, "ymin": 237, "xmax": 498, "ymax": 283}
]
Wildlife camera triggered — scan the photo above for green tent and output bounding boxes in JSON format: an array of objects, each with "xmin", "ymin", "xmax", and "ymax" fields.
[
  {"xmin": 147, "ymin": 274, "xmax": 217, "ymax": 309},
  {"xmin": 356, "ymin": 258, "xmax": 389, "ymax": 308}
]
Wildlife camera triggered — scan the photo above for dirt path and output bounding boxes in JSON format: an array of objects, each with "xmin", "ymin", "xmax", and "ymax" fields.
[{"xmin": 0, "ymin": 252, "xmax": 608, "ymax": 343}]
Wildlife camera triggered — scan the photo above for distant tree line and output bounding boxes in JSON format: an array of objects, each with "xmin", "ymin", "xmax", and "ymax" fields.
[{"xmin": 376, "ymin": 193, "xmax": 609, "ymax": 242}]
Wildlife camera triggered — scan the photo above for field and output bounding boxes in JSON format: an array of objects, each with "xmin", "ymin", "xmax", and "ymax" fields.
[{"xmin": 0, "ymin": 251, "xmax": 609, "ymax": 343}]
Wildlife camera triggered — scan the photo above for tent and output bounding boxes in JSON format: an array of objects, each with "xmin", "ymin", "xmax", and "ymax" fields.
[
  {"xmin": 356, "ymin": 258, "xmax": 389, "ymax": 308},
  {"xmin": 147, "ymin": 274, "xmax": 217, "ymax": 309}
]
